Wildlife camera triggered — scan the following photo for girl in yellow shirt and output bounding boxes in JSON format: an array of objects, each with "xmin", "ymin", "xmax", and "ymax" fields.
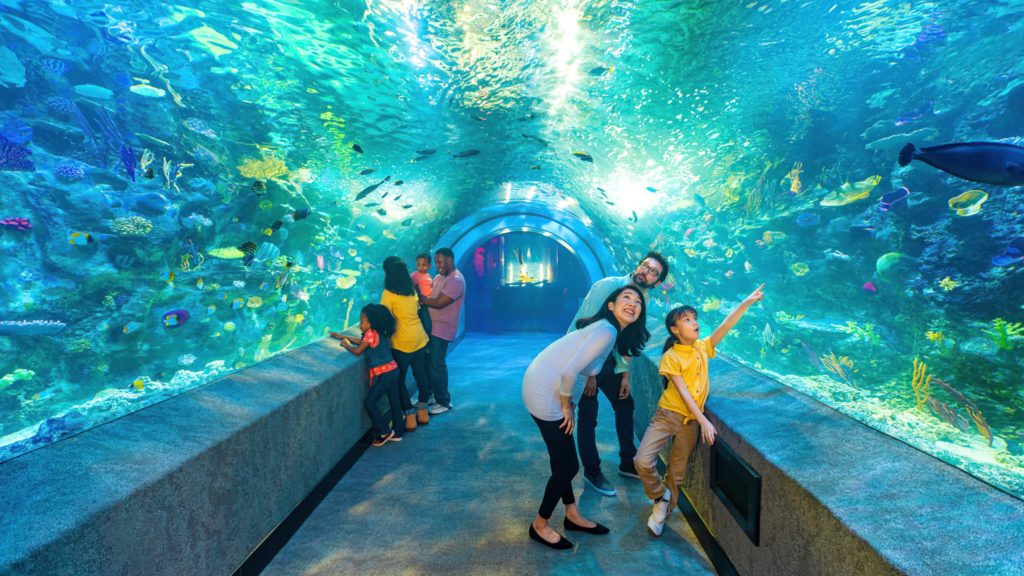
[{"xmin": 634, "ymin": 283, "xmax": 764, "ymax": 537}]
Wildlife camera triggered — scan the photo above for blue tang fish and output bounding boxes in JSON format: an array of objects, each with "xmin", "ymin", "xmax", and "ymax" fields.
[{"xmin": 899, "ymin": 142, "xmax": 1024, "ymax": 186}]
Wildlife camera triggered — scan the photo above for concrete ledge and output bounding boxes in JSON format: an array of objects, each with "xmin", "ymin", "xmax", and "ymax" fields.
[
  {"xmin": 630, "ymin": 352, "xmax": 1024, "ymax": 576},
  {"xmin": 0, "ymin": 340, "xmax": 375, "ymax": 576}
]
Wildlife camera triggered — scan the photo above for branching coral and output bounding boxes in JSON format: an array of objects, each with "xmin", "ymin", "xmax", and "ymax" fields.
[
  {"xmin": 833, "ymin": 321, "xmax": 881, "ymax": 346},
  {"xmin": 981, "ymin": 318, "xmax": 1024, "ymax": 351},
  {"xmin": 820, "ymin": 351, "xmax": 856, "ymax": 386},
  {"xmin": 911, "ymin": 357, "xmax": 931, "ymax": 411}
]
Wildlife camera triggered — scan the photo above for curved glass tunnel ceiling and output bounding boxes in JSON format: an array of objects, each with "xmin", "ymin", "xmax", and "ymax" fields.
[{"xmin": 1, "ymin": 0, "xmax": 1024, "ymax": 498}]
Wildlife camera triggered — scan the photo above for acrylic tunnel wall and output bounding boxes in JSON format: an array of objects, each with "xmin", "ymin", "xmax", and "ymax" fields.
[{"xmin": 1, "ymin": 0, "xmax": 1024, "ymax": 530}]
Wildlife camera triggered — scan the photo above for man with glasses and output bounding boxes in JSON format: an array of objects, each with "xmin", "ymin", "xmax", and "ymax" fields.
[{"xmin": 569, "ymin": 252, "xmax": 669, "ymax": 497}]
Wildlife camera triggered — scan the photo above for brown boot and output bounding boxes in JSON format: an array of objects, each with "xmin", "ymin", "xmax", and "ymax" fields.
[
  {"xmin": 404, "ymin": 413, "xmax": 417, "ymax": 431},
  {"xmin": 417, "ymin": 408, "xmax": 430, "ymax": 425}
]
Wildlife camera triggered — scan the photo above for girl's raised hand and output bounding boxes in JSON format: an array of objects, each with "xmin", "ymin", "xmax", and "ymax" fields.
[{"xmin": 743, "ymin": 283, "xmax": 766, "ymax": 306}]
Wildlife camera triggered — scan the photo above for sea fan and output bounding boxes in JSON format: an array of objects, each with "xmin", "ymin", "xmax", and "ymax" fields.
[{"xmin": 0, "ymin": 135, "xmax": 33, "ymax": 171}]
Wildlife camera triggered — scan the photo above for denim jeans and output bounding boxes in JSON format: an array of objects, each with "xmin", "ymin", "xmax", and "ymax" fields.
[
  {"xmin": 576, "ymin": 354, "xmax": 636, "ymax": 477},
  {"xmin": 393, "ymin": 346, "xmax": 431, "ymax": 412},
  {"xmin": 364, "ymin": 369, "xmax": 404, "ymax": 437},
  {"xmin": 427, "ymin": 335, "xmax": 451, "ymax": 406}
]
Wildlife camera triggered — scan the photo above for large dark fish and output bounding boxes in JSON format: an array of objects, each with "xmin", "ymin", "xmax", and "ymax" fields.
[
  {"xmin": 453, "ymin": 149, "xmax": 480, "ymax": 158},
  {"xmin": 898, "ymin": 142, "xmax": 1024, "ymax": 186},
  {"xmin": 416, "ymin": 149, "xmax": 436, "ymax": 155},
  {"xmin": 355, "ymin": 179, "xmax": 386, "ymax": 200},
  {"xmin": 359, "ymin": 168, "xmax": 375, "ymax": 175}
]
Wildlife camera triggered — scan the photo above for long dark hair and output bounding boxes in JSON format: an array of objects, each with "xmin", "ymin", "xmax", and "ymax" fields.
[
  {"xmin": 383, "ymin": 258, "xmax": 415, "ymax": 296},
  {"xmin": 575, "ymin": 285, "xmax": 650, "ymax": 356},
  {"xmin": 361, "ymin": 304, "xmax": 396, "ymax": 338},
  {"xmin": 662, "ymin": 305, "xmax": 698, "ymax": 352}
]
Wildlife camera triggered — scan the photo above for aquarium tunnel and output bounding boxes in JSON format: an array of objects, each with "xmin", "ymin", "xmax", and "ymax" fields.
[{"xmin": 2, "ymin": 0, "xmax": 1024, "ymax": 575}]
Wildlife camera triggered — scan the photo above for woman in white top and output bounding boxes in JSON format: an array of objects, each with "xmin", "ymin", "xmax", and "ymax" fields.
[{"xmin": 523, "ymin": 285, "xmax": 650, "ymax": 550}]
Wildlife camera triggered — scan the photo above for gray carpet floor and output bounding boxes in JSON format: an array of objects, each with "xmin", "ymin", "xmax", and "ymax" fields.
[{"xmin": 263, "ymin": 333, "xmax": 714, "ymax": 576}]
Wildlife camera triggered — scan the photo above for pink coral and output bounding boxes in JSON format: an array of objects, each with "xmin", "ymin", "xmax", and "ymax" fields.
[{"xmin": 0, "ymin": 217, "xmax": 31, "ymax": 231}]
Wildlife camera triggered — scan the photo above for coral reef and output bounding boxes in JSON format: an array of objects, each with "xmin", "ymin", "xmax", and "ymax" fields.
[
  {"xmin": 111, "ymin": 215, "xmax": 154, "ymax": 237},
  {"xmin": 982, "ymin": 318, "xmax": 1024, "ymax": 351},
  {"xmin": 54, "ymin": 161, "xmax": 86, "ymax": 182},
  {"xmin": 912, "ymin": 357, "xmax": 932, "ymax": 411}
]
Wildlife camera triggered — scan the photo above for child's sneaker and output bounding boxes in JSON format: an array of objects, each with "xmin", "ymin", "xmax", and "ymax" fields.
[
  {"xmin": 389, "ymin": 434, "xmax": 403, "ymax": 443},
  {"xmin": 372, "ymin": 430, "xmax": 395, "ymax": 447},
  {"xmin": 647, "ymin": 512, "xmax": 666, "ymax": 537},
  {"xmin": 648, "ymin": 489, "xmax": 671, "ymax": 537}
]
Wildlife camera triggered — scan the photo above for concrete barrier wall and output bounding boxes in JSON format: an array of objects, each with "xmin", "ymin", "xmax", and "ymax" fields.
[
  {"xmin": 0, "ymin": 339, "xmax": 376, "ymax": 576},
  {"xmin": 628, "ymin": 352, "xmax": 1024, "ymax": 576}
]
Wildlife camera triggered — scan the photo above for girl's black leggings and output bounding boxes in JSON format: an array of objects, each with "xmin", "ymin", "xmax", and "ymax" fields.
[{"xmin": 532, "ymin": 415, "xmax": 579, "ymax": 519}]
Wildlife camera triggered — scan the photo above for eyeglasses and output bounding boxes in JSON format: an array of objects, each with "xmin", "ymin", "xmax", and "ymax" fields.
[{"xmin": 637, "ymin": 261, "xmax": 661, "ymax": 278}]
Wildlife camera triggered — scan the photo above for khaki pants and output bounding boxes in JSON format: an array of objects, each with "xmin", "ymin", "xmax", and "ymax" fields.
[{"xmin": 633, "ymin": 408, "xmax": 699, "ymax": 509}]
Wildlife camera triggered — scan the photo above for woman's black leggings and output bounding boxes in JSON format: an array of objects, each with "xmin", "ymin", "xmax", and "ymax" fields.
[
  {"xmin": 393, "ymin": 346, "xmax": 431, "ymax": 412},
  {"xmin": 532, "ymin": 415, "xmax": 579, "ymax": 519}
]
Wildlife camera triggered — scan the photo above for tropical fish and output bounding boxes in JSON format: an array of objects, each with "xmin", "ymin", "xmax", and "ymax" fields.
[
  {"xmin": 143, "ymin": 167, "xmax": 155, "ymax": 179},
  {"xmin": 365, "ymin": 203, "xmax": 381, "ymax": 208},
  {"xmin": 820, "ymin": 176, "xmax": 881, "ymax": 207},
  {"xmin": 162, "ymin": 309, "xmax": 189, "ymax": 328},
  {"xmin": 355, "ymin": 235, "xmax": 375, "ymax": 244},
  {"xmin": 589, "ymin": 66, "xmax": 613, "ymax": 76},
  {"xmin": 948, "ymin": 189, "xmax": 988, "ymax": 217},
  {"xmin": 895, "ymin": 101, "xmax": 933, "ymax": 127},
  {"xmin": 879, "ymin": 186, "xmax": 909, "ymax": 211},
  {"xmin": 165, "ymin": 271, "xmax": 176, "ymax": 285},
  {"xmin": 231, "ymin": 298, "xmax": 244, "ymax": 310},
  {"xmin": 376, "ymin": 209, "xmax": 387, "ymax": 216},
  {"xmin": 209, "ymin": 247, "xmax": 245, "ymax": 259},
  {"xmin": 573, "ymin": 152, "xmax": 594, "ymax": 162},
  {"xmin": 453, "ymin": 149, "xmax": 480, "ymax": 158},
  {"xmin": 69, "ymin": 232, "xmax": 94, "ymax": 246},
  {"xmin": 401, "ymin": 204, "xmax": 413, "ymax": 209},
  {"xmin": 352, "ymin": 144, "xmax": 363, "ymax": 153},
  {"xmin": 293, "ymin": 208, "xmax": 311, "ymax": 220},
  {"xmin": 992, "ymin": 238, "xmax": 1024, "ymax": 267},
  {"xmin": 359, "ymin": 168, "xmax": 375, "ymax": 175},
  {"xmin": 763, "ymin": 323, "xmax": 776, "ymax": 349},
  {"xmin": 898, "ymin": 142, "xmax": 1024, "ymax": 186},
  {"xmin": 270, "ymin": 219, "xmax": 284, "ymax": 232},
  {"xmin": 252, "ymin": 180, "xmax": 266, "ymax": 194},
  {"xmin": 382, "ymin": 230, "xmax": 397, "ymax": 239},
  {"xmin": 394, "ymin": 180, "xmax": 404, "ymax": 186},
  {"xmin": 238, "ymin": 241, "xmax": 257, "ymax": 256},
  {"xmin": 416, "ymin": 149, "xmax": 436, "ymax": 155},
  {"xmin": 122, "ymin": 321, "xmax": 142, "ymax": 334},
  {"xmin": 646, "ymin": 186, "xmax": 657, "ymax": 193}
]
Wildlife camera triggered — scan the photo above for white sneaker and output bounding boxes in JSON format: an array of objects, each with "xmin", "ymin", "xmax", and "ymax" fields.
[
  {"xmin": 428, "ymin": 403, "xmax": 452, "ymax": 415},
  {"xmin": 651, "ymin": 489, "xmax": 671, "ymax": 524},
  {"xmin": 647, "ymin": 512, "xmax": 665, "ymax": 537}
]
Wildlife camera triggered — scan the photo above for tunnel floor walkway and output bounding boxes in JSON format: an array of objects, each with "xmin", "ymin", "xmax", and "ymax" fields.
[{"xmin": 264, "ymin": 333, "xmax": 715, "ymax": 575}]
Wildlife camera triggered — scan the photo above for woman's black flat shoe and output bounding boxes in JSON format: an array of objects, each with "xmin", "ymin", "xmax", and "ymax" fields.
[
  {"xmin": 563, "ymin": 517, "xmax": 610, "ymax": 535},
  {"xmin": 529, "ymin": 525, "xmax": 574, "ymax": 550}
]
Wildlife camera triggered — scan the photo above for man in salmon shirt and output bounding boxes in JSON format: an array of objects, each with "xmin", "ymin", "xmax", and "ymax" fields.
[{"xmin": 420, "ymin": 248, "xmax": 465, "ymax": 415}]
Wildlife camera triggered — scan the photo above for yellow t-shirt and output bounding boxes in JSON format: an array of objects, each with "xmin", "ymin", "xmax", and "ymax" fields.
[
  {"xmin": 658, "ymin": 338, "xmax": 716, "ymax": 422},
  {"xmin": 379, "ymin": 290, "xmax": 429, "ymax": 353}
]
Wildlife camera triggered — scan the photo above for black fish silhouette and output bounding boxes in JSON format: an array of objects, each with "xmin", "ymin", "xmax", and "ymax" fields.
[
  {"xmin": 899, "ymin": 142, "xmax": 1024, "ymax": 186},
  {"xmin": 416, "ymin": 149, "xmax": 436, "ymax": 155},
  {"xmin": 352, "ymin": 144, "xmax": 364, "ymax": 153},
  {"xmin": 359, "ymin": 168, "xmax": 375, "ymax": 175},
  {"xmin": 355, "ymin": 180, "xmax": 385, "ymax": 200},
  {"xmin": 453, "ymin": 149, "xmax": 480, "ymax": 158},
  {"xmin": 573, "ymin": 152, "xmax": 593, "ymax": 162}
]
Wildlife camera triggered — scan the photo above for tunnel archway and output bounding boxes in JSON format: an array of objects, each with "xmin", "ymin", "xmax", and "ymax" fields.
[{"xmin": 433, "ymin": 198, "xmax": 616, "ymax": 336}]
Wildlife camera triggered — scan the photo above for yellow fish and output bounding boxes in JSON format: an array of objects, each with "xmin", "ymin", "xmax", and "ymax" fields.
[
  {"xmin": 69, "ymin": 232, "xmax": 94, "ymax": 246},
  {"xmin": 132, "ymin": 378, "xmax": 145, "ymax": 391},
  {"xmin": 355, "ymin": 235, "xmax": 375, "ymax": 245},
  {"xmin": 335, "ymin": 276, "xmax": 357, "ymax": 289},
  {"xmin": 382, "ymin": 230, "xmax": 397, "ymax": 240}
]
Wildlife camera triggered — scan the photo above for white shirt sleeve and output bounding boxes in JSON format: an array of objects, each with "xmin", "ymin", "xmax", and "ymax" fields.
[{"xmin": 558, "ymin": 324, "xmax": 615, "ymax": 397}]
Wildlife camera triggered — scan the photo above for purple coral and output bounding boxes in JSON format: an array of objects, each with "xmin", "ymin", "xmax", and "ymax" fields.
[
  {"xmin": 0, "ymin": 136, "xmax": 33, "ymax": 171},
  {"xmin": 55, "ymin": 161, "xmax": 86, "ymax": 182},
  {"xmin": 0, "ymin": 217, "xmax": 32, "ymax": 231}
]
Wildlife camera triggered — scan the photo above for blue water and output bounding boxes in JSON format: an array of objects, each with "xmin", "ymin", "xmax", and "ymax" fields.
[{"xmin": 1, "ymin": 0, "xmax": 1023, "ymax": 497}]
